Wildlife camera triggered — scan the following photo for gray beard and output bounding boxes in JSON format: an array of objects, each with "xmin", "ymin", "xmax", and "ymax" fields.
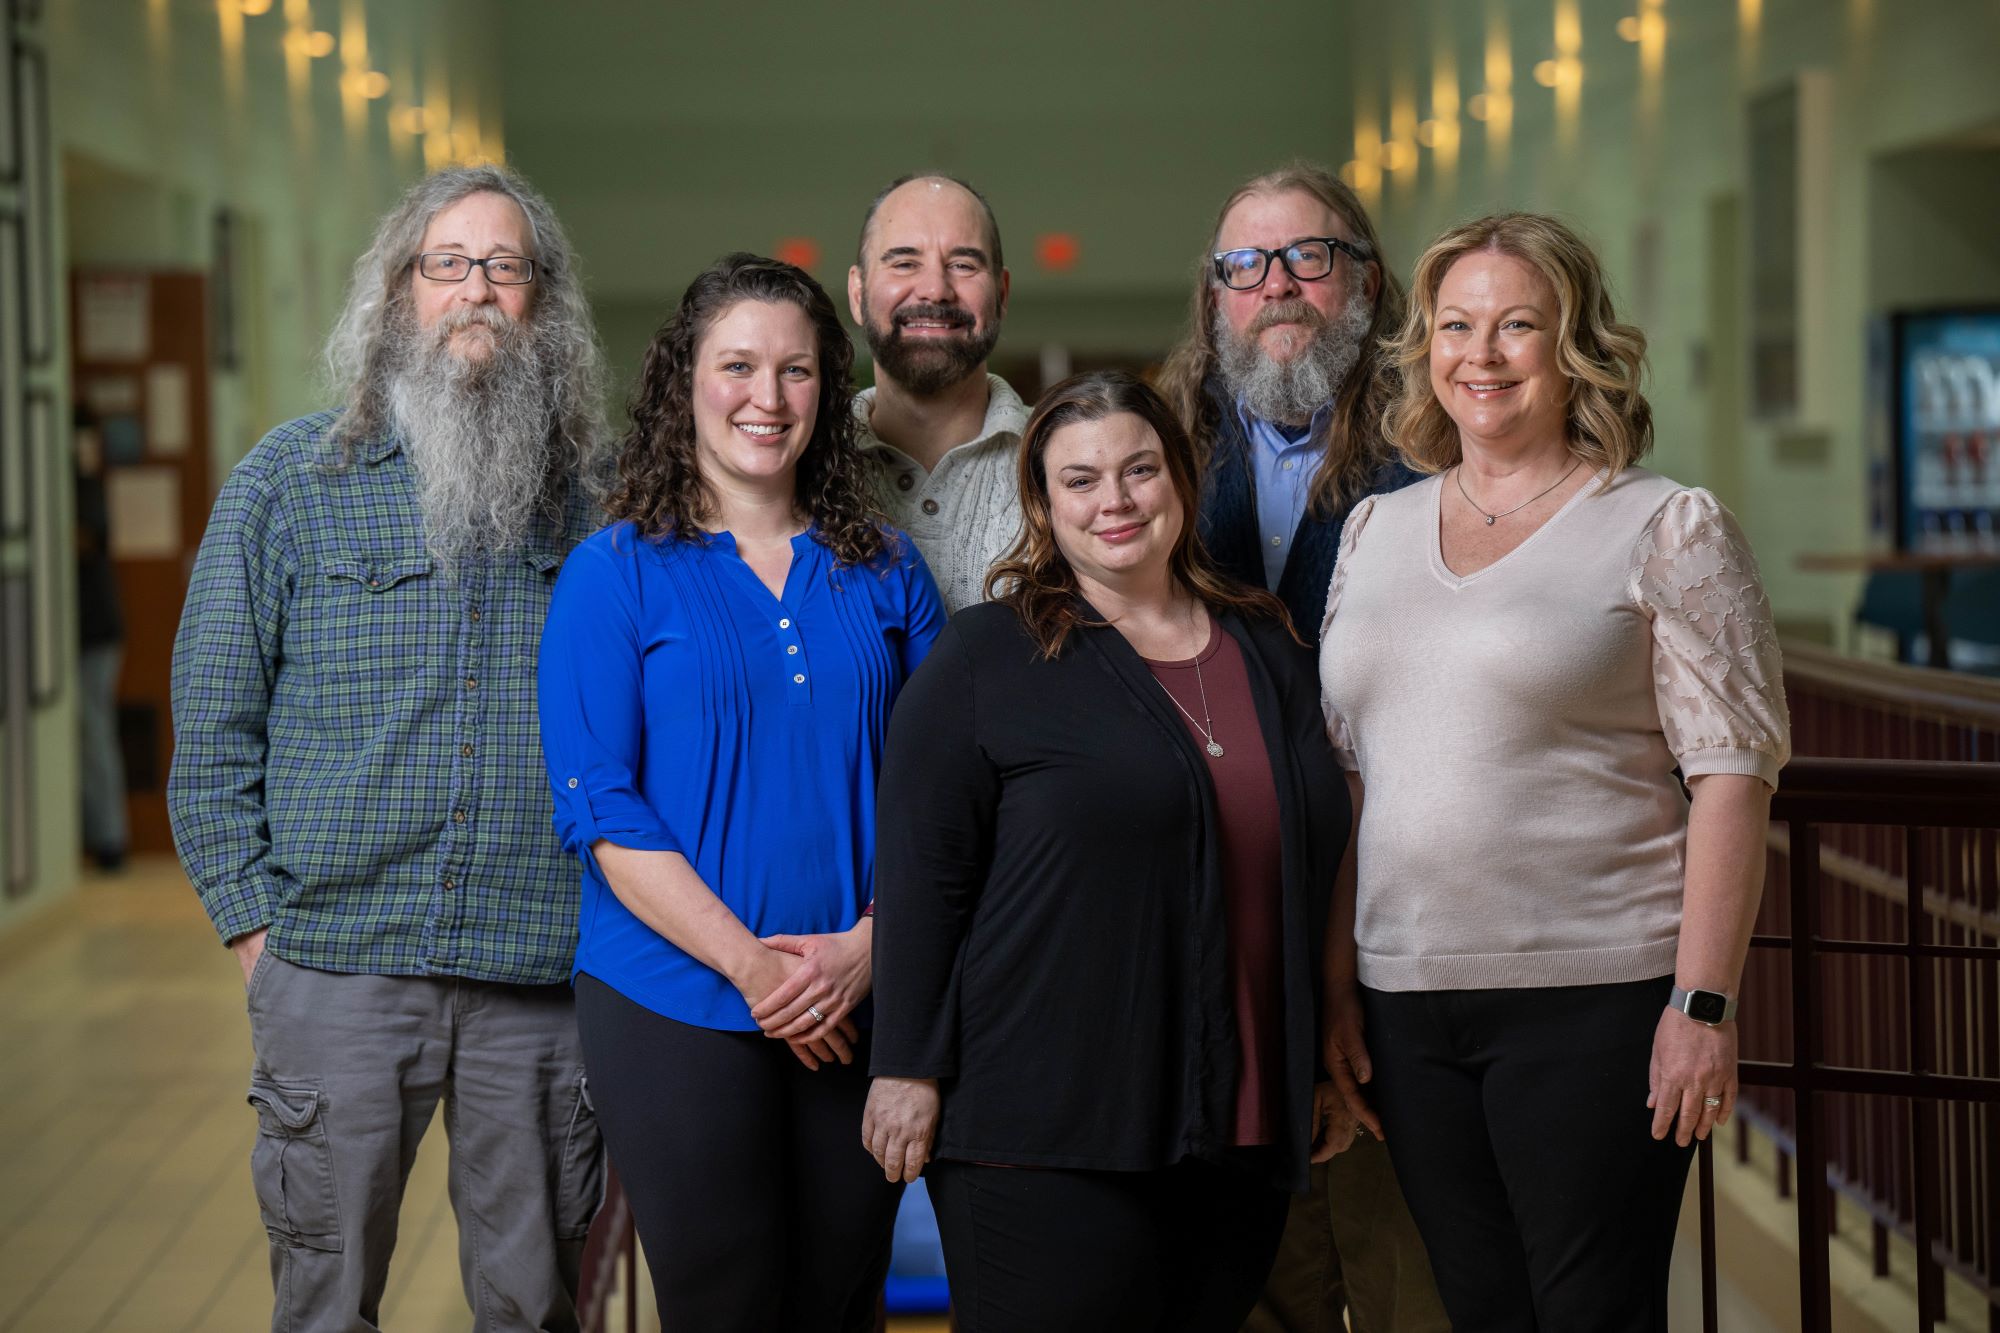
[
  {"xmin": 386, "ymin": 306, "xmax": 560, "ymax": 570},
  {"xmin": 1214, "ymin": 287, "xmax": 1373, "ymax": 428}
]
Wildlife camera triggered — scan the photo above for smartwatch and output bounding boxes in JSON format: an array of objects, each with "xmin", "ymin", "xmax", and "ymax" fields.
[{"xmin": 1668, "ymin": 985, "xmax": 1737, "ymax": 1026}]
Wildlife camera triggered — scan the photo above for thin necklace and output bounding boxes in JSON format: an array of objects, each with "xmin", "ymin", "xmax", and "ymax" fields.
[
  {"xmin": 1454, "ymin": 458, "xmax": 1582, "ymax": 526},
  {"xmin": 1155, "ymin": 620, "xmax": 1224, "ymax": 759}
]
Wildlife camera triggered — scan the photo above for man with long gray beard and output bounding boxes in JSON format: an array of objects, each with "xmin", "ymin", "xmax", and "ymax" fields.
[
  {"xmin": 1160, "ymin": 165, "xmax": 1448, "ymax": 1333},
  {"xmin": 849, "ymin": 173, "xmax": 1029, "ymax": 612},
  {"xmin": 170, "ymin": 165, "xmax": 606, "ymax": 1333}
]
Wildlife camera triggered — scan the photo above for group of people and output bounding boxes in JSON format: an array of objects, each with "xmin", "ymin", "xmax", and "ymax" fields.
[{"xmin": 169, "ymin": 156, "xmax": 1791, "ymax": 1333}]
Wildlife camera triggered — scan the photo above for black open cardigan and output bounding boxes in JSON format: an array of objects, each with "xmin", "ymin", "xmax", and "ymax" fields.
[{"xmin": 869, "ymin": 600, "xmax": 1351, "ymax": 1192}]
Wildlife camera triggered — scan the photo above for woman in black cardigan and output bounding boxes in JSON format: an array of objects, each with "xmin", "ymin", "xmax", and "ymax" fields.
[{"xmin": 863, "ymin": 371, "xmax": 1355, "ymax": 1332}]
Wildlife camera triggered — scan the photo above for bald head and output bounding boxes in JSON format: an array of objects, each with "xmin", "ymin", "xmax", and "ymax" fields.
[{"xmin": 856, "ymin": 173, "xmax": 1003, "ymax": 273}]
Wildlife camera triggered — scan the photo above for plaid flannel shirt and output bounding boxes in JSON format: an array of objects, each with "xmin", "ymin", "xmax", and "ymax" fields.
[{"xmin": 169, "ymin": 410, "xmax": 595, "ymax": 983}]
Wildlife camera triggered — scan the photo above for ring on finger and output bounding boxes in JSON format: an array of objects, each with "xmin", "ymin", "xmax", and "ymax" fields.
[
  {"xmin": 1703, "ymin": 1095, "xmax": 1723, "ymax": 1108},
  {"xmin": 808, "ymin": 1005, "xmax": 827, "ymax": 1023}
]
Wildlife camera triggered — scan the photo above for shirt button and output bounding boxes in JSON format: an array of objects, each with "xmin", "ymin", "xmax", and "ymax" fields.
[
  {"xmin": 442, "ymin": 876, "xmax": 456, "ymax": 891},
  {"xmin": 461, "ymin": 743, "xmax": 474, "ymax": 758},
  {"xmin": 778, "ymin": 618, "xmax": 791, "ymax": 629},
  {"xmin": 465, "ymin": 677, "xmax": 478, "ymax": 690},
  {"xmin": 452, "ymin": 809, "xmax": 467, "ymax": 824},
  {"xmin": 793, "ymin": 673, "xmax": 806, "ymax": 684},
  {"xmin": 786, "ymin": 644, "xmax": 799, "ymax": 655},
  {"xmin": 921, "ymin": 499, "xmax": 940, "ymax": 516},
  {"xmin": 367, "ymin": 578, "xmax": 381, "ymax": 588},
  {"xmin": 469, "ymin": 608, "xmax": 482, "ymax": 622},
  {"xmin": 897, "ymin": 473, "xmax": 915, "ymax": 491},
  {"xmin": 1269, "ymin": 536, "xmax": 1282, "ymax": 547},
  {"xmin": 1282, "ymin": 459, "xmax": 1296, "ymax": 471},
  {"xmin": 567, "ymin": 777, "xmax": 579, "ymax": 789}
]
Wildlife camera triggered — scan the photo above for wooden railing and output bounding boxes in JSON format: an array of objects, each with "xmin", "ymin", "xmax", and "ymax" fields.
[
  {"xmin": 1700, "ymin": 643, "xmax": 2000, "ymax": 1331},
  {"xmin": 1713, "ymin": 758, "xmax": 2000, "ymax": 1332}
]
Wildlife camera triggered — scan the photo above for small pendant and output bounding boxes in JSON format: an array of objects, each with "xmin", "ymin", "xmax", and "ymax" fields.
[
  {"xmin": 1206, "ymin": 740, "xmax": 1225, "ymax": 758},
  {"xmin": 1484, "ymin": 515, "xmax": 1496, "ymax": 525}
]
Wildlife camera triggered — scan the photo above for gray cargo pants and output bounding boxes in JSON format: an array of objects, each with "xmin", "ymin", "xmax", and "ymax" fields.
[{"xmin": 244, "ymin": 953, "xmax": 604, "ymax": 1333}]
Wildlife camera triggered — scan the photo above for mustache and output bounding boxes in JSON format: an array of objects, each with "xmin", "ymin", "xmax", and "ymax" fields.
[
  {"xmin": 1248, "ymin": 300, "xmax": 1325, "ymax": 337},
  {"xmin": 433, "ymin": 304, "xmax": 515, "ymax": 343},
  {"xmin": 892, "ymin": 302, "xmax": 975, "ymax": 331}
]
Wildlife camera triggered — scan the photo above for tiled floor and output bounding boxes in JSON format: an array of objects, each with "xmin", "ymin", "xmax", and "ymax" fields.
[{"xmin": 0, "ymin": 859, "xmax": 478, "ymax": 1332}]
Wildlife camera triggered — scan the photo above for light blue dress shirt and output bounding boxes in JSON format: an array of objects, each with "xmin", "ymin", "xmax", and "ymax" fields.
[{"xmin": 1238, "ymin": 400, "xmax": 1332, "ymax": 591}]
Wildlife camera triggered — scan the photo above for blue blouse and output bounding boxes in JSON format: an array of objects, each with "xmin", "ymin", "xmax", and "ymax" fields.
[{"xmin": 538, "ymin": 522, "xmax": 946, "ymax": 1030}]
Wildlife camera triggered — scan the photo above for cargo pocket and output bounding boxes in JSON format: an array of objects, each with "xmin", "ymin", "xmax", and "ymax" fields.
[
  {"xmin": 247, "ymin": 1079, "xmax": 343, "ymax": 1252},
  {"xmin": 555, "ymin": 1072, "xmax": 606, "ymax": 1240}
]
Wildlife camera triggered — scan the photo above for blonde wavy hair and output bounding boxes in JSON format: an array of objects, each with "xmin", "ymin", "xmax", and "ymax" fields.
[{"xmin": 1382, "ymin": 212, "xmax": 1652, "ymax": 477}]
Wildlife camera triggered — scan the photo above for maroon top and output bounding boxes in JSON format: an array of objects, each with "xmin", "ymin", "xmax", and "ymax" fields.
[{"xmin": 1145, "ymin": 617, "xmax": 1284, "ymax": 1146}]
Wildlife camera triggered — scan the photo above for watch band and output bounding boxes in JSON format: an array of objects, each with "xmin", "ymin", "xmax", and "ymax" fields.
[{"xmin": 1668, "ymin": 984, "xmax": 1738, "ymax": 1025}]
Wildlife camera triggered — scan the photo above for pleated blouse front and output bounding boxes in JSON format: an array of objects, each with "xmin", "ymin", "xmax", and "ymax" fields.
[{"xmin": 537, "ymin": 521, "xmax": 945, "ymax": 1030}]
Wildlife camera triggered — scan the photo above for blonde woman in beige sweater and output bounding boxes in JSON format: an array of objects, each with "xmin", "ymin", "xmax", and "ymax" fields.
[{"xmin": 1317, "ymin": 213, "xmax": 1790, "ymax": 1332}]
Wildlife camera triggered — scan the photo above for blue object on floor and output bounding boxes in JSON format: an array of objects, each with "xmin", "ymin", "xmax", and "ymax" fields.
[{"xmin": 883, "ymin": 1178, "xmax": 951, "ymax": 1313}]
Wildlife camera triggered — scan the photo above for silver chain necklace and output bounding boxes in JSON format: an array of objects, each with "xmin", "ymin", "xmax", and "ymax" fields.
[
  {"xmin": 1454, "ymin": 459, "xmax": 1582, "ymax": 526},
  {"xmin": 1158, "ymin": 651, "xmax": 1224, "ymax": 759}
]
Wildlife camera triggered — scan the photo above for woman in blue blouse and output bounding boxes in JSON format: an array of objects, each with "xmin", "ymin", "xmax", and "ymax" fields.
[{"xmin": 538, "ymin": 253, "xmax": 945, "ymax": 1331}]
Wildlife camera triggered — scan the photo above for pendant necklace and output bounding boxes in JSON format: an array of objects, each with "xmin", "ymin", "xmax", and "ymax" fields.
[
  {"xmin": 1455, "ymin": 458, "xmax": 1582, "ymax": 526},
  {"xmin": 1158, "ymin": 644, "xmax": 1224, "ymax": 758}
]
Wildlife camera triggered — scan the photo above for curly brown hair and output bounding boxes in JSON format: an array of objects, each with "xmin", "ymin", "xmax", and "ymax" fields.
[
  {"xmin": 605, "ymin": 253, "xmax": 891, "ymax": 567},
  {"xmin": 987, "ymin": 370, "xmax": 1293, "ymax": 658}
]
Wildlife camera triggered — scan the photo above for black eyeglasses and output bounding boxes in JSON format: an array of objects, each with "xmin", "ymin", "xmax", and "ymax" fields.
[
  {"xmin": 1211, "ymin": 236, "xmax": 1370, "ymax": 291},
  {"xmin": 416, "ymin": 252, "xmax": 536, "ymax": 285}
]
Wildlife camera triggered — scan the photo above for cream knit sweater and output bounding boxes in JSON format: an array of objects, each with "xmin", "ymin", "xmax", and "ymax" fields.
[
  {"xmin": 857, "ymin": 374, "xmax": 1029, "ymax": 614},
  {"xmin": 1318, "ymin": 468, "xmax": 1791, "ymax": 991}
]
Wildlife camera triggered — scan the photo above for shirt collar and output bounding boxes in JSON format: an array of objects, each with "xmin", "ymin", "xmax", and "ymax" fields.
[
  {"xmin": 1234, "ymin": 397, "xmax": 1333, "ymax": 453},
  {"xmin": 854, "ymin": 372, "xmax": 1029, "ymax": 462}
]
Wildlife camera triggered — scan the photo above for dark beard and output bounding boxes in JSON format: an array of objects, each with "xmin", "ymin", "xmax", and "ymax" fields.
[
  {"xmin": 861, "ymin": 298, "xmax": 1000, "ymax": 397},
  {"xmin": 384, "ymin": 303, "xmax": 561, "ymax": 569},
  {"xmin": 1213, "ymin": 287, "xmax": 1372, "ymax": 428}
]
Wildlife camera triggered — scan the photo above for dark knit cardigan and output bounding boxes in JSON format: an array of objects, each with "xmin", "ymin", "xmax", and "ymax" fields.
[{"xmin": 1195, "ymin": 379, "xmax": 1421, "ymax": 641}]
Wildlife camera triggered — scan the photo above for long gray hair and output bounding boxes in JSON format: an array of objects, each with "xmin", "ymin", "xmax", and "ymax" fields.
[{"xmin": 323, "ymin": 165, "xmax": 605, "ymax": 487}]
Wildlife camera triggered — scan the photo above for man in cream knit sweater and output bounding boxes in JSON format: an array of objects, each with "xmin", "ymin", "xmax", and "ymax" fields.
[{"xmin": 848, "ymin": 173, "xmax": 1029, "ymax": 613}]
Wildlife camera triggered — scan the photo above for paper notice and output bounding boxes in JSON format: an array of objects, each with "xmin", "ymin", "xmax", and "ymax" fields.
[
  {"xmin": 145, "ymin": 364, "xmax": 190, "ymax": 456},
  {"xmin": 106, "ymin": 467, "xmax": 181, "ymax": 559},
  {"xmin": 78, "ymin": 275, "xmax": 150, "ymax": 362}
]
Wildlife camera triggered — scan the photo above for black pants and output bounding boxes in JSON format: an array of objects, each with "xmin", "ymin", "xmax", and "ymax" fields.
[
  {"xmin": 1361, "ymin": 977, "xmax": 1696, "ymax": 1333},
  {"xmin": 573, "ymin": 973, "xmax": 902, "ymax": 1333},
  {"xmin": 927, "ymin": 1154, "xmax": 1290, "ymax": 1332}
]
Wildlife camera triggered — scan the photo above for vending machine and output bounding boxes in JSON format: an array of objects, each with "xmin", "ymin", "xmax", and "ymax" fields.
[{"xmin": 1893, "ymin": 309, "xmax": 2000, "ymax": 553}]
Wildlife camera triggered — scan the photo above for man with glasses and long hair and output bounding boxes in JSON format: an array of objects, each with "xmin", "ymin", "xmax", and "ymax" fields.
[
  {"xmin": 848, "ymin": 173, "xmax": 1030, "ymax": 612},
  {"xmin": 170, "ymin": 165, "xmax": 607, "ymax": 1333},
  {"xmin": 1160, "ymin": 164, "xmax": 1448, "ymax": 1333}
]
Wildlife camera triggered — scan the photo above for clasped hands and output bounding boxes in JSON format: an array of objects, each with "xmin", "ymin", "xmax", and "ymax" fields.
[{"xmin": 739, "ymin": 919, "xmax": 873, "ymax": 1071}]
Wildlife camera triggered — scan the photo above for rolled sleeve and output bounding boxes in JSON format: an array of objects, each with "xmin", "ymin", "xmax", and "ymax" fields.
[
  {"xmin": 537, "ymin": 540, "xmax": 681, "ymax": 856},
  {"xmin": 1630, "ymin": 489, "xmax": 1792, "ymax": 789},
  {"xmin": 168, "ymin": 458, "xmax": 297, "ymax": 946}
]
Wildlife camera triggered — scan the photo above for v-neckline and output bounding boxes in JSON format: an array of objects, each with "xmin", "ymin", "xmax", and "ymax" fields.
[
  {"xmin": 1428, "ymin": 468, "xmax": 1604, "ymax": 589},
  {"xmin": 711, "ymin": 527, "xmax": 813, "ymax": 607}
]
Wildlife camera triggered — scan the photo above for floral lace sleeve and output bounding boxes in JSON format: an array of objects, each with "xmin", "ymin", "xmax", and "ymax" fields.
[
  {"xmin": 1318, "ymin": 494, "xmax": 1379, "ymax": 768},
  {"xmin": 1629, "ymin": 489, "xmax": 1791, "ymax": 787}
]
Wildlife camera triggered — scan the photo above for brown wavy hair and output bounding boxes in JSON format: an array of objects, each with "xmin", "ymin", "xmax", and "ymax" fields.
[
  {"xmin": 1383, "ymin": 212, "xmax": 1652, "ymax": 477},
  {"xmin": 606, "ymin": 253, "xmax": 890, "ymax": 567},
  {"xmin": 1156, "ymin": 162, "xmax": 1404, "ymax": 516},
  {"xmin": 987, "ymin": 370, "xmax": 1293, "ymax": 658}
]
